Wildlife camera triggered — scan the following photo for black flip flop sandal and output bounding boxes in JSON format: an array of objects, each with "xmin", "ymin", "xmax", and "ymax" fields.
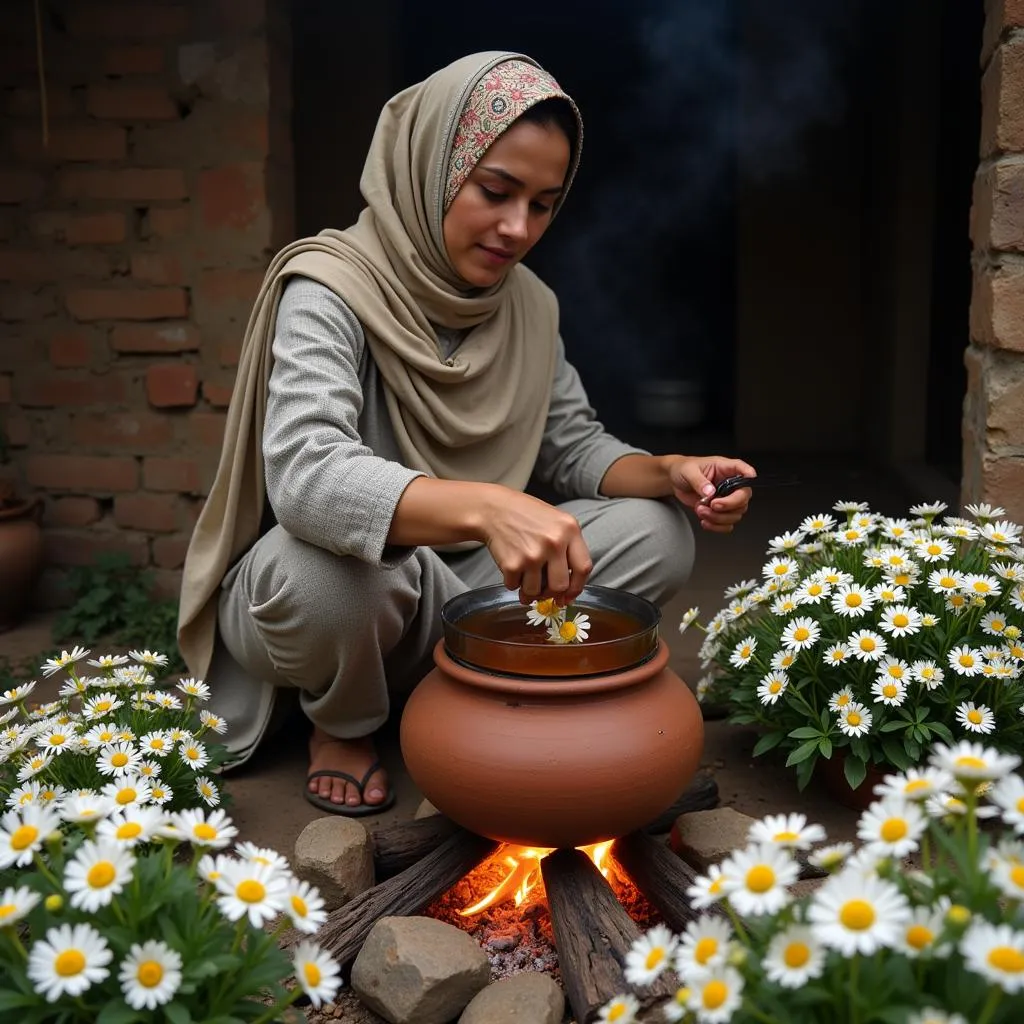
[{"xmin": 303, "ymin": 759, "xmax": 397, "ymax": 817}]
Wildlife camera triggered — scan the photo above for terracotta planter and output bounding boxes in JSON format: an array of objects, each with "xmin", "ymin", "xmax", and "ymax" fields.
[
  {"xmin": 0, "ymin": 497, "xmax": 43, "ymax": 633},
  {"xmin": 817, "ymin": 752, "xmax": 888, "ymax": 812},
  {"xmin": 400, "ymin": 585, "xmax": 704, "ymax": 849}
]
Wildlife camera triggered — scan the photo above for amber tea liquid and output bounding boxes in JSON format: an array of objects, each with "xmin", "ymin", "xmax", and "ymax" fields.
[{"xmin": 456, "ymin": 605, "xmax": 643, "ymax": 645}]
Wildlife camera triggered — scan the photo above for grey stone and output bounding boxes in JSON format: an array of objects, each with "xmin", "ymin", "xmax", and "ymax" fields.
[
  {"xmin": 293, "ymin": 816, "xmax": 374, "ymax": 911},
  {"xmin": 670, "ymin": 806, "xmax": 757, "ymax": 871},
  {"xmin": 351, "ymin": 916, "xmax": 490, "ymax": 1024},
  {"xmin": 459, "ymin": 973, "xmax": 564, "ymax": 1024}
]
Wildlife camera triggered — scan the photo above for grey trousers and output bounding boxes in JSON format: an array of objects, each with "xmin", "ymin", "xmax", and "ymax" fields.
[{"xmin": 216, "ymin": 496, "xmax": 695, "ymax": 747}]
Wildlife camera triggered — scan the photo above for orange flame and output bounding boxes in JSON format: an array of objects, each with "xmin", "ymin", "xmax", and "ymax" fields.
[{"xmin": 459, "ymin": 840, "xmax": 615, "ymax": 917}]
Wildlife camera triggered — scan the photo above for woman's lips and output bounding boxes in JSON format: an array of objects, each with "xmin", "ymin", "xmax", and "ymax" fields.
[{"xmin": 478, "ymin": 245, "xmax": 515, "ymax": 264}]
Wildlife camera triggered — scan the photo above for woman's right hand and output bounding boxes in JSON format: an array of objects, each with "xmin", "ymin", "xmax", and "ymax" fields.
[{"xmin": 474, "ymin": 487, "xmax": 592, "ymax": 605}]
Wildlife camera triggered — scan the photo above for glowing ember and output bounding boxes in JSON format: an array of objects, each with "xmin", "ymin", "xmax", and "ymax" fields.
[{"xmin": 459, "ymin": 841, "xmax": 616, "ymax": 917}]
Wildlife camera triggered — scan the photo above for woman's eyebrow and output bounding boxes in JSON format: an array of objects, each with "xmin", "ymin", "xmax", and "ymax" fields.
[{"xmin": 478, "ymin": 165, "xmax": 563, "ymax": 195}]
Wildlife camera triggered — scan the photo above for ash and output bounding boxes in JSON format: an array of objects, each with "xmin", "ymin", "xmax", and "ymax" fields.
[{"xmin": 425, "ymin": 854, "xmax": 661, "ymax": 984}]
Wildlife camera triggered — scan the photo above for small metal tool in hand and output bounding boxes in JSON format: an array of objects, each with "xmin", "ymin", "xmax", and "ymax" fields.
[{"xmin": 711, "ymin": 474, "xmax": 801, "ymax": 499}]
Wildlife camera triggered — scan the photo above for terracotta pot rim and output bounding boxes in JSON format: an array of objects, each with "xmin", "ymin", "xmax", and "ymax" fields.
[{"xmin": 432, "ymin": 637, "xmax": 670, "ymax": 696}]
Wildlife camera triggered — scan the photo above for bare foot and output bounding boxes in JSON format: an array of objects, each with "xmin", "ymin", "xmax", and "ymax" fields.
[{"xmin": 307, "ymin": 727, "xmax": 389, "ymax": 808}]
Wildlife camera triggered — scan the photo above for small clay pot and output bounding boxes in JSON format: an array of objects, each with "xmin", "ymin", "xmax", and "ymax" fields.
[
  {"xmin": 400, "ymin": 587, "xmax": 704, "ymax": 848},
  {"xmin": 817, "ymin": 752, "xmax": 888, "ymax": 812},
  {"xmin": 0, "ymin": 497, "xmax": 43, "ymax": 633}
]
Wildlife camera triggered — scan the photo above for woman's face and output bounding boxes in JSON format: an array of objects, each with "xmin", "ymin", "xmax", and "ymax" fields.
[{"xmin": 443, "ymin": 119, "xmax": 571, "ymax": 288}]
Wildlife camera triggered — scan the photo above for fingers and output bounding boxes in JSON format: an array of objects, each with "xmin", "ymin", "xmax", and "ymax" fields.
[
  {"xmin": 564, "ymin": 534, "xmax": 593, "ymax": 603},
  {"xmin": 695, "ymin": 491, "xmax": 750, "ymax": 532}
]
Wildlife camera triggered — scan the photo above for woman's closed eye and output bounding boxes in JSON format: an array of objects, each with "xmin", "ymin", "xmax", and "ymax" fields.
[{"xmin": 479, "ymin": 185, "xmax": 551, "ymax": 214}]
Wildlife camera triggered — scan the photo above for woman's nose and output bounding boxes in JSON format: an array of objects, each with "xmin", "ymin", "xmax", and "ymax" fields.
[{"xmin": 498, "ymin": 204, "xmax": 529, "ymax": 242}]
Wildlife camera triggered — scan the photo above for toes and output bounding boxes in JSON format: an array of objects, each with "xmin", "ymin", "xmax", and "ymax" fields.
[{"xmin": 363, "ymin": 770, "xmax": 388, "ymax": 805}]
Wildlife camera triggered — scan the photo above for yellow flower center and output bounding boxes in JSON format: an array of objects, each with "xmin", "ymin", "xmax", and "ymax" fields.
[
  {"xmin": 769, "ymin": 682, "xmax": 782, "ymax": 694},
  {"xmin": 887, "ymin": 666, "xmax": 905, "ymax": 679},
  {"xmin": 237, "ymin": 880, "xmax": 266, "ymax": 903},
  {"xmin": 968, "ymin": 710, "xmax": 983, "ymax": 725},
  {"xmin": 94, "ymin": 701, "xmax": 112, "ymax": 712},
  {"xmin": 186, "ymin": 748, "xmax": 199, "ymax": 760},
  {"xmin": 694, "ymin": 938, "xmax": 718, "ymax": 964},
  {"xmin": 794, "ymin": 627, "xmax": 809, "ymax": 642},
  {"xmin": 905, "ymin": 780, "xmax": 929, "ymax": 794},
  {"xmin": 940, "ymin": 576, "xmax": 955, "ymax": 588},
  {"xmin": 954, "ymin": 756, "xmax": 986, "ymax": 772},
  {"xmin": 947, "ymin": 904, "xmax": 971, "ymax": 925},
  {"xmin": 774, "ymin": 565, "xmax": 788, "ymax": 576},
  {"xmin": 972, "ymin": 581, "xmax": 992, "ymax": 594},
  {"xmin": 1016, "ymin": 797, "xmax": 1024, "ymax": 814},
  {"xmin": 991, "ymin": 620, "xmax": 1005, "ymax": 632},
  {"xmin": 836, "ymin": 694, "xmax": 851, "ymax": 706},
  {"xmin": 150, "ymin": 738, "xmax": 165, "ymax": 749},
  {"xmin": 906, "ymin": 925, "xmax": 933, "ymax": 949},
  {"xmin": 137, "ymin": 960, "xmax": 164, "ymax": 987},
  {"xmin": 847, "ymin": 712, "xmax": 862, "ymax": 727},
  {"xmin": 859, "ymin": 638, "xmax": 876, "ymax": 651},
  {"xmin": 926, "ymin": 544, "xmax": 942, "ymax": 556},
  {"xmin": 116, "ymin": 789, "xmax": 136, "ymax": 805},
  {"xmin": 958, "ymin": 654, "xmax": 975, "ymax": 668},
  {"xmin": 883, "ymin": 685, "xmax": 898, "ymax": 699},
  {"xmin": 839, "ymin": 900, "xmax": 876, "ymax": 931},
  {"xmin": 194, "ymin": 824, "xmax": 218, "ymax": 841},
  {"xmin": 49, "ymin": 735, "xmax": 66, "ymax": 746},
  {"xmin": 111, "ymin": 752, "xmax": 129, "ymax": 768},
  {"xmin": 988, "ymin": 947, "xmax": 1024, "ymax": 974},
  {"xmin": 87, "ymin": 862, "xmax": 116, "ymax": 888},
  {"xmin": 808, "ymin": 584, "xmax": 822, "ymax": 595},
  {"xmin": 844, "ymin": 530, "xmax": 859, "ymax": 541},
  {"xmin": 775, "ymin": 831, "xmax": 799, "ymax": 842},
  {"xmin": 291, "ymin": 894, "xmax": 308, "ymax": 917},
  {"xmin": 702, "ymin": 980, "xmax": 729, "ymax": 1010},
  {"xmin": 746, "ymin": 865, "xmax": 776, "ymax": 893},
  {"xmin": 303, "ymin": 962, "xmax": 322, "ymax": 987},
  {"xmin": 880, "ymin": 819, "xmax": 907, "ymax": 843},
  {"xmin": 643, "ymin": 946, "xmax": 666, "ymax": 970},
  {"xmin": 116, "ymin": 822, "xmax": 143, "ymax": 840},
  {"xmin": 10, "ymin": 825, "xmax": 39, "ymax": 850},
  {"xmin": 1010, "ymin": 865, "xmax": 1024, "ymax": 889},
  {"xmin": 55, "ymin": 949, "xmax": 86, "ymax": 976},
  {"xmin": 0, "ymin": 903, "xmax": 16, "ymax": 919},
  {"xmin": 892, "ymin": 614, "xmax": 909, "ymax": 628},
  {"xmin": 536, "ymin": 598, "xmax": 557, "ymax": 616},
  {"xmin": 709, "ymin": 877, "xmax": 725, "ymax": 895},
  {"xmin": 784, "ymin": 942, "xmax": 810, "ymax": 967},
  {"xmin": 845, "ymin": 594, "xmax": 863, "ymax": 607}
]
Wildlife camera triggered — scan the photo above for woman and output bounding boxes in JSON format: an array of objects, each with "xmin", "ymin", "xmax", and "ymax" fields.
[{"xmin": 178, "ymin": 51, "xmax": 755, "ymax": 816}]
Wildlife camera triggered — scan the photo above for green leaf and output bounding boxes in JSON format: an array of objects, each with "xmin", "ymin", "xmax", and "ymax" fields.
[
  {"xmin": 930, "ymin": 721, "xmax": 955, "ymax": 744},
  {"xmin": 879, "ymin": 719, "xmax": 907, "ymax": 733},
  {"xmin": 785, "ymin": 739, "xmax": 821, "ymax": 767},
  {"xmin": 788, "ymin": 726, "xmax": 823, "ymax": 740},
  {"xmin": 96, "ymin": 1001, "xmax": 145, "ymax": 1024},
  {"xmin": 795, "ymin": 753, "xmax": 817, "ymax": 791},
  {"xmin": 843, "ymin": 754, "xmax": 868, "ymax": 790},
  {"xmin": 0, "ymin": 991, "xmax": 42, "ymax": 1012},
  {"xmin": 881, "ymin": 737, "xmax": 912, "ymax": 770},
  {"xmin": 752, "ymin": 732, "xmax": 786, "ymax": 757},
  {"xmin": 818, "ymin": 737, "xmax": 833, "ymax": 759},
  {"xmin": 164, "ymin": 1002, "xmax": 193, "ymax": 1024}
]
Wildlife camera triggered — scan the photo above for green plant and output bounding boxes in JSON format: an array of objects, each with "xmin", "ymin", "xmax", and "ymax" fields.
[
  {"xmin": 600, "ymin": 743, "xmax": 1024, "ymax": 1024},
  {"xmin": 686, "ymin": 501, "xmax": 1024, "ymax": 792},
  {"xmin": 54, "ymin": 554, "xmax": 184, "ymax": 674}
]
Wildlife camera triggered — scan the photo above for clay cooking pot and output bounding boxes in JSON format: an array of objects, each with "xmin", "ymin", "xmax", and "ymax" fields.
[{"xmin": 400, "ymin": 585, "xmax": 704, "ymax": 848}]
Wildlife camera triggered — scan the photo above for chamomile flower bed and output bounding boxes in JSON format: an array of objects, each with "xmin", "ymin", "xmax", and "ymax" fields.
[
  {"xmin": 0, "ymin": 649, "xmax": 343, "ymax": 1021},
  {"xmin": 599, "ymin": 742, "xmax": 1024, "ymax": 1024},
  {"xmin": 686, "ymin": 501, "xmax": 1024, "ymax": 791}
]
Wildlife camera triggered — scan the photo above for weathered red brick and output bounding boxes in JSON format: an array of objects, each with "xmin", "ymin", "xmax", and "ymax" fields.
[
  {"xmin": 10, "ymin": 124, "xmax": 127, "ymax": 162},
  {"xmin": 971, "ymin": 264, "xmax": 1024, "ymax": 351},
  {"xmin": 110, "ymin": 323, "xmax": 199, "ymax": 353},
  {"xmin": 66, "ymin": 212, "xmax": 126, "ymax": 245},
  {"xmin": 131, "ymin": 253, "xmax": 184, "ymax": 285},
  {"xmin": 983, "ymin": 0, "xmax": 1024, "ymax": 67},
  {"xmin": 102, "ymin": 45, "xmax": 165, "ymax": 75},
  {"xmin": 224, "ymin": 112, "xmax": 269, "ymax": 157},
  {"xmin": 198, "ymin": 163, "xmax": 265, "ymax": 230},
  {"xmin": 87, "ymin": 84, "xmax": 179, "ymax": 121},
  {"xmin": 16, "ymin": 372, "xmax": 127, "ymax": 408},
  {"xmin": 0, "ymin": 171, "xmax": 44, "ymax": 205},
  {"xmin": 218, "ymin": 340, "xmax": 241, "ymax": 367},
  {"xmin": 146, "ymin": 206, "xmax": 189, "ymax": 239},
  {"xmin": 49, "ymin": 332, "xmax": 95, "ymax": 368},
  {"xmin": 146, "ymin": 364, "xmax": 199, "ymax": 408},
  {"xmin": 202, "ymin": 380, "xmax": 233, "ymax": 408},
  {"xmin": 66, "ymin": 288, "xmax": 188, "ymax": 321},
  {"xmin": 0, "ymin": 288, "xmax": 57, "ymax": 321},
  {"xmin": 987, "ymin": 373, "xmax": 1024, "ymax": 447},
  {"xmin": 45, "ymin": 496, "xmax": 103, "ymax": 528},
  {"xmin": 152, "ymin": 533, "xmax": 190, "ymax": 569},
  {"xmin": 981, "ymin": 38, "xmax": 1024, "ymax": 156},
  {"xmin": 114, "ymin": 493, "xmax": 178, "ymax": 532},
  {"xmin": 188, "ymin": 412, "xmax": 226, "ymax": 448},
  {"xmin": 142, "ymin": 456, "xmax": 202, "ymax": 493},
  {"xmin": 58, "ymin": 169, "xmax": 187, "ymax": 202},
  {"xmin": 0, "ymin": 251, "xmax": 51, "ymax": 281},
  {"xmin": 26, "ymin": 454, "xmax": 139, "ymax": 492},
  {"xmin": 66, "ymin": 4, "xmax": 190, "ymax": 38},
  {"xmin": 196, "ymin": 268, "xmax": 264, "ymax": 307},
  {"xmin": 3, "ymin": 413, "xmax": 31, "ymax": 446},
  {"xmin": 972, "ymin": 161, "xmax": 1024, "ymax": 252},
  {"xmin": 29, "ymin": 211, "xmax": 69, "ymax": 240},
  {"xmin": 6, "ymin": 87, "xmax": 77, "ymax": 118},
  {"xmin": 72, "ymin": 412, "xmax": 174, "ymax": 449},
  {"xmin": 46, "ymin": 531, "xmax": 150, "ymax": 569}
]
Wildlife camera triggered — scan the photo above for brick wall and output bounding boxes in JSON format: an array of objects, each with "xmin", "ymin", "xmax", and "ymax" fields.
[
  {"xmin": 0, "ymin": 0, "xmax": 293, "ymax": 603},
  {"xmin": 967, "ymin": 0, "xmax": 1024, "ymax": 519}
]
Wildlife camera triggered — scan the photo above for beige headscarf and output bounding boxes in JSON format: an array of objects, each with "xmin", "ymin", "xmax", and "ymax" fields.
[{"xmin": 178, "ymin": 52, "xmax": 584, "ymax": 677}]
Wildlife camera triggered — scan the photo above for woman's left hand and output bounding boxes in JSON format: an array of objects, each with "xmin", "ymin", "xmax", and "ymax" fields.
[{"xmin": 666, "ymin": 455, "xmax": 757, "ymax": 533}]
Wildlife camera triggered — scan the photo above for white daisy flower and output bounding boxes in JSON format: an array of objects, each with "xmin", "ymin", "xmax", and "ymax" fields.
[
  {"xmin": 685, "ymin": 967, "xmax": 744, "ymax": 1024},
  {"xmin": 64, "ymin": 838, "xmax": 135, "ymax": 912},
  {"xmin": 673, "ymin": 915, "xmax": 731, "ymax": 976},
  {"xmin": 82, "ymin": 721, "xmax": 119, "ymax": 748},
  {"xmin": 101, "ymin": 777, "xmax": 151, "ymax": 809},
  {"xmin": 129, "ymin": 649, "xmax": 169, "ymax": 668},
  {"xmin": 119, "ymin": 939, "xmax": 183, "ymax": 1010},
  {"xmin": 837, "ymin": 703, "xmax": 872, "ymax": 737},
  {"xmin": 981, "ymin": 520, "xmax": 1023, "ymax": 545},
  {"xmin": 955, "ymin": 702, "xmax": 996, "ymax": 734},
  {"xmin": 96, "ymin": 806, "xmax": 166, "ymax": 847},
  {"xmin": 195, "ymin": 776, "xmax": 220, "ymax": 807},
  {"xmin": 808, "ymin": 842, "xmax": 853, "ymax": 872},
  {"xmin": 801, "ymin": 513, "xmax": 837, "ymax": 533},
  {"xmin": 981, "ymin": 610, "xmax": 1010, "ymax": 636},
  {"xmin": 728, "ymin": 636, "xmax": 757, "ymax": 668},
  {"xmin": 907, "ymin": 1011, "xmax": 968, "ymax": 1024},
  {"xmin": 989, "ymin": 774, "xmax": 1024, "ymax": 832},
  {"xmin": 176, "ymin": 677, "xmax": 211, "ymax": 699},
  {"xmin": 136, "ymin": 759, "xmax": 161, "ymax": 780},
  {"xmin": 870, "ymin": 677, "xmax": 907, "ymax": 706},
  {"xmin": 198, "ymin": 709, "xmax": 227, "ymax": 735},
  {"xmin": 913, "ymin": 536, "xmax": 955, "ymax": 562},
  {"xmin": 895, "ymin": 904, "xmax": 951, "ymax": 959},
  {"xmin": 720, "ymin": 842, "xmax": 797, "ymax": 916},
  {"xmin": 292, "ymin": 940, "xmax": 343, "ymax": 1009},
  {"xmin": 769, "ymin": 649, "xmax": 797, "ymax": 672},
  {"xmin": 87, "ymin": 654, "xmax": 129, "ymax": 669},
  {"xmin": 929, "ymin": 741, "xmax": 1021, "ymax": 783},
  {"xmin": 138, "ymin": 730, "xmax": 174, "ymax": 757},
  {"xmin": 622, "ymin": 923, "xmax": 678, "ymax": 987},
  {"xmin": 794, "ymin": 579, "xmax": 831, "ymax": 605},
  {"xmin": 0, "ymin": 884, "xmax": 41, "ymax": 927},
  {"xmin": 911, "ymin": 660, "xmax": 944, "ymax": 690},
  {"xmin": 807, "ymin": 870, "xmax": 910, "ymax": 955},
  {"xmin": 873, "ymin": 768, "xmax": 952, "ymax": 802},
  {"xmin": 871, "ymin": 582, "xmax": 906, "ymax": 604},
  {"xmin": 834, "ymin": 500, "xmax": 870, "ymax": 513},
  {"xmin": 58, "ymin": 676, "xmax": 90, "ymax": 698},
  {"xmin": 16, "ymin": 751, "xmax": 52, "ymax": 782},
  {"xmin": 927, "ymin": 567, "xmax": 964, "ymax": 594},
  {"xmin": 876, "ymin": 656, "xmax": 910, "ymax": 684},
  {"xmin": 282, "ymin": 877, "xmax": 328, "ymax": 935},
  {"xmin": 780, "ymin": 616, "xmax": 819, "ymax": 651},
  {"xmin": 215, "ymin": 858, "xmax": 288, "ymax": 927},
  {"xmin": 878, "ymin": 603, "xmax": 923, "ymax": 637},
  {"xmin": 81, "ymin": 693, "xmax": 124, "ymax": 720},
  {"xmin": 0, "ymin": 680, "xmax": 36, "ymax": 706},
  {"xmin": 148, "ymin": 782, "xmax": 173, "ymax": 805},
  {"xmin": 197, "ymin": 852, "xmax": 233, "ymax": 884},
  {"xmin": 27, "ymin": 922, "xmax": 112, "ymax": 1001},
  {"xmin": 846, "ymin": 630, "xmax": 887, "ymax": 662},
  {"xmin": 763, "ymin": 924, "xmax": 825, "ymax": 988},
  {"xmin": 686, "ymin": 863, "xmax": 730, "ymax": 909},
  {"xmin": 763, "ymin": 556, "xmax": 799, "ymax": 583},
  {"xmin": 965, "ymin": 501, "xmax": 1006, "ymax": 520},
  {"xmin": 947, "ymin": 645, "xmax": 983, "ymax": 677},
  {"xmin": 0, "ymin": 803, "xmax": 62, "ymax": 868},
  {"xmin": 767, "ymin": 529, "xmax": 806, "ymax": 552},
  {"xmin": 835, "ymin": 524, "xmax": 869, "ymax": 546},
  {"xmin": 994, "ymin": 561, "xmax": 1024, "ymax": 583},
  {"xmin": 663, "ymin": 984, "xmax": 693, "ymax": 1024},
  {"xmin": 823, "ymin": 643, "xmax": 851, "ymax": 666},
  {"xmin": 771, "ymin": 594, "xmax": 799, "ymax": 615},
  {"xmin": 756, "ymin": 671, "xmax": 789, "ymax": 705},
  {"xmin": 960, "ymin": 921, "xmax": 1024, "ymax": 993},
  {"xmin": 39, "ymin": 646, "xmax": 90, "ymax": 677},
  {"xmin": 152, "ymin": 692, "xmax": 183, "ymax": 711},
  {"xmin": 7, "ymin": 781, "xmax": 43, "ymax": 810},
  {"xmin": 857, "ymin": 797, "xmax": 927, "ymax": 858},
  {"xmin": 678, "ymin": 607, "xmax": 701, "ymax": 636},
  {"xmin": 60, "ymin": 793, "xmax": 115, "ymax": 824},
  {"xmin": 748, "ymin": 812, "xmax": 826, "ymax": 850},
  {"xmin": 992, "ymin": 856, "xmax": 1024, "ymax": 903},
  {"xmin": 233, "ymin": 841, "xmax": 290, "ymax": 871},
  {"xmin": 95, "ymin": 741, "xmax": 142, "ymax": 778},
  {"xmin": 168, "ymin": 727, "xmax": 192, "ymax": 744},
  {"xmin": 526, "ymin": 598, "xmax": 564, "ymax": 627},
  {"xmin": 723, "ymin": 578, "xmax": 757, "ymax": 598},
  {"xmin": 828, "ymin": 687, "xmax": 855, "ymax": 711},
  {"xmin": 172, "ymin": 808, "xmax": 238, "ymax": 849},
  {"xmin": 910, "ymin": 501, "xmax": 948, "ymax": 519},
  {"xmin": 178, "ymin": 740, "xmax": 210, "ymax": 771},
  {"xmin": 830, "ymin": 583, "xmax": 875, "ymax": 618},
  {"xmin": 547, "ymin": 613, "xmax": 590, "ymax": 644}
]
